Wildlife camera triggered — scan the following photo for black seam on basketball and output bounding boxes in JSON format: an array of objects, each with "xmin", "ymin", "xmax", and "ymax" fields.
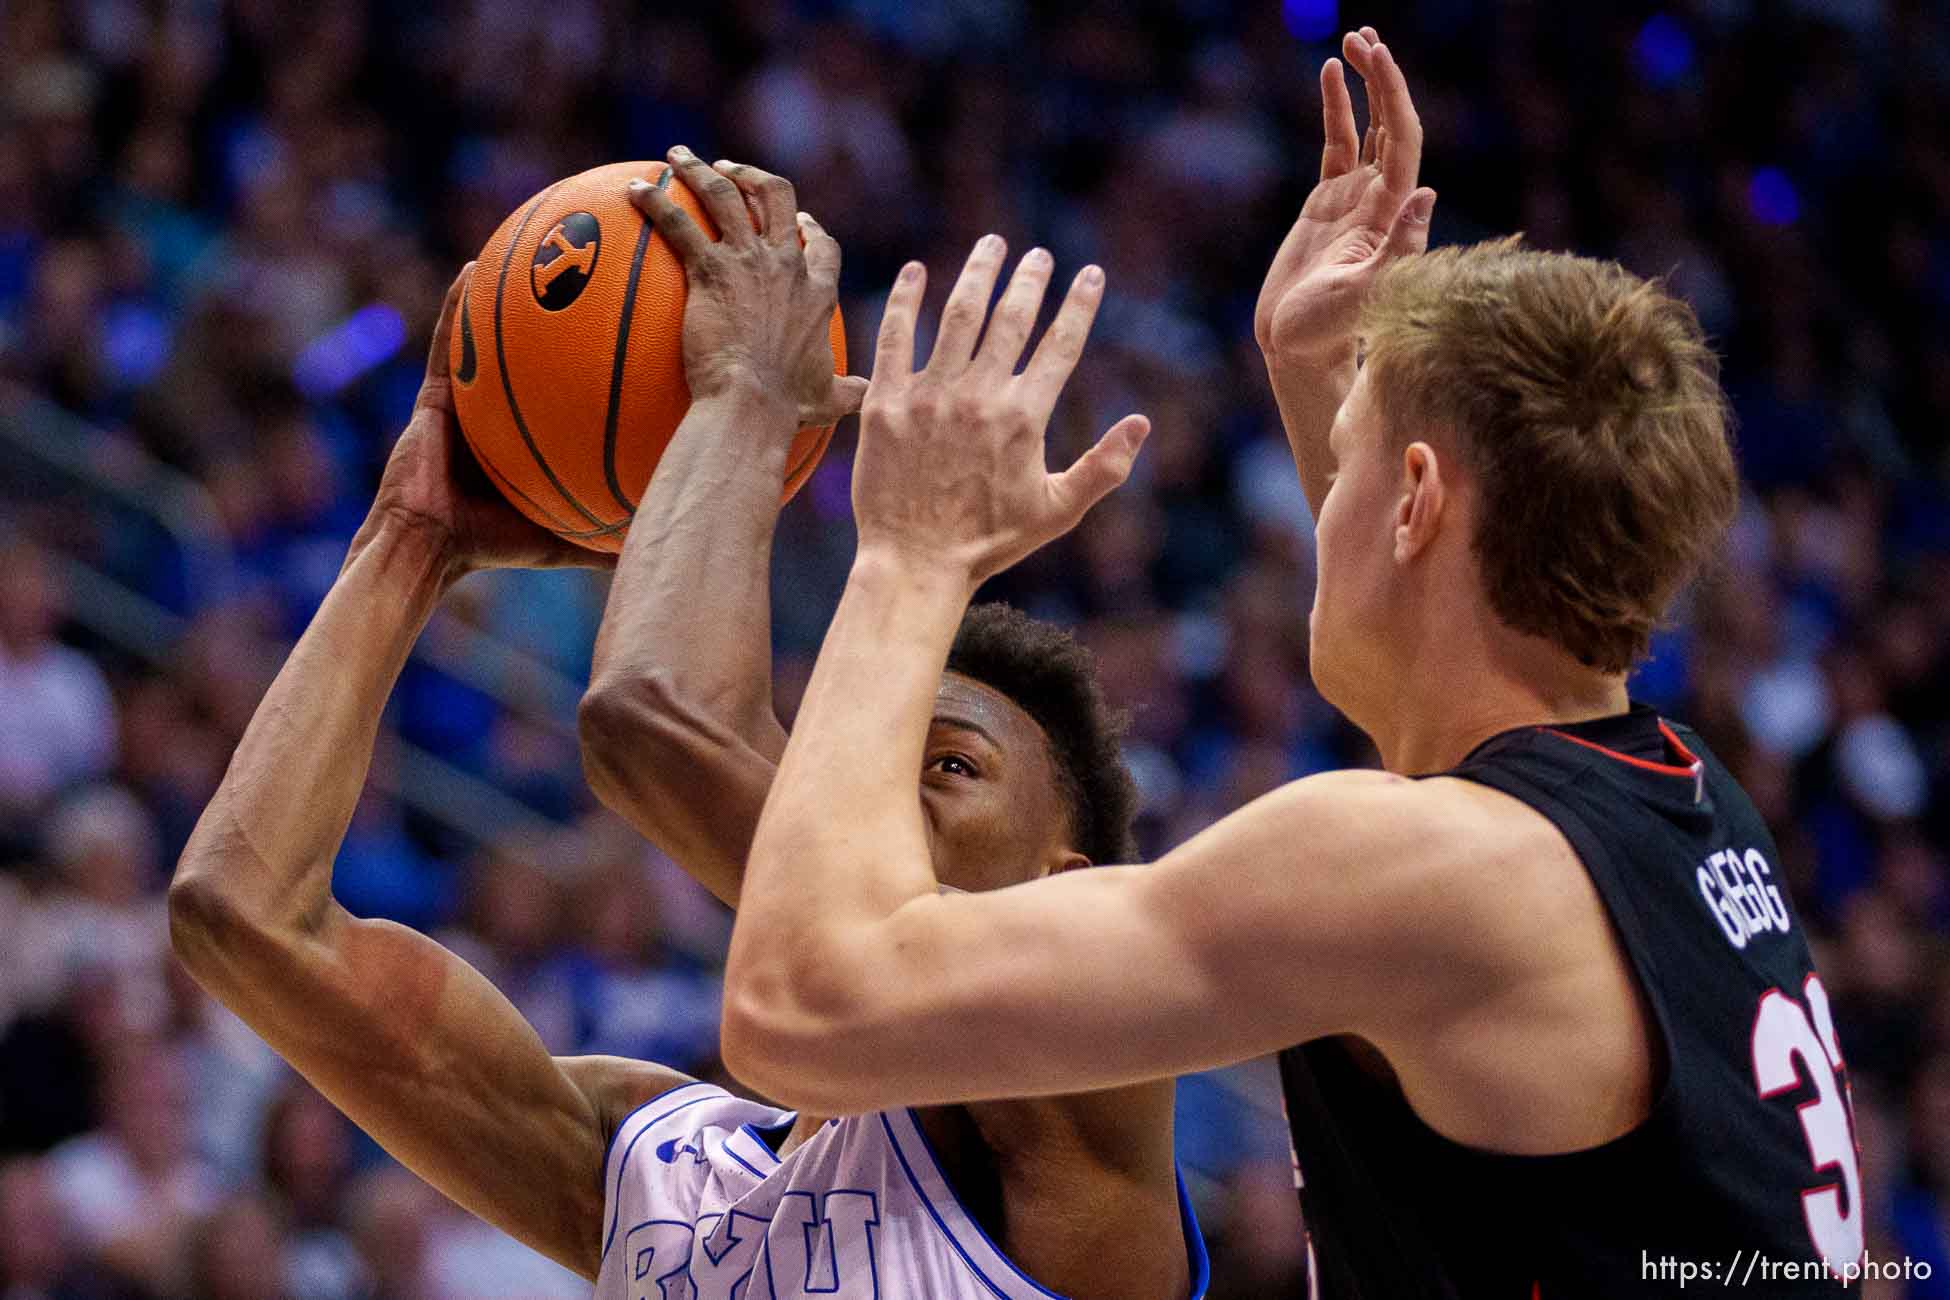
[
  {"xmin": 465, "ymin": 432, "xmax": 584, "ymax": 533},
  {"xmin": 475, "ymin": 448, "xmax": 628, "ymax": 539},
  {"xmin": 450, "ymin": 285, "xmax": 578, "ymax": 535},
  {"xmin": 602, "ymin": 218, "xmax": 655, "ymax": 515},
  {"xmin": 455, "ymin": 283, "xmax": 478, "ymax": 385},
  {"xmin": 456, "ymin": 406, "xmax": 621, "ymax": 537},
  {"xmin": 493, "ymin": 183, "xmax": 614, "ymax": 530}
]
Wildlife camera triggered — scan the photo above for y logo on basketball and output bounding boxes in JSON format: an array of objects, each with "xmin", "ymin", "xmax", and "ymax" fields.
[{"xmin": 531, "ymin": 212, "xmax": 601, "ymax": 310}]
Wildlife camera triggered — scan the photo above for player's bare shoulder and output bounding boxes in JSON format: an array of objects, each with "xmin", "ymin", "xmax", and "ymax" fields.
[
  {"xmin": 1416, "ymin": 775, "xmax": 1608, "ymax": 923},
  {"xmin": 1274, "ymin": 765, "xmax": 1567, "ymax": 899},
  {"xmin": 1369, "ymin": 774, "xmax": 1606, "ymax": 975},
  {"xmin": 1263, "ymin": 769, "xmax": 1595, "ymax": 1017}
]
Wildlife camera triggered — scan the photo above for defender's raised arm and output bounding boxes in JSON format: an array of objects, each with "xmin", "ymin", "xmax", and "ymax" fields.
[{"xmin": 1254, "ymin": 28, "xmax": 1433, "ymax": 515}]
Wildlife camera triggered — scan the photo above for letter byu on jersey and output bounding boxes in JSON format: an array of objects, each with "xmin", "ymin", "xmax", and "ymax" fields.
[{"xmin": 596, "ymin": 1082, "xmax": 1209, "ymax": 1300}]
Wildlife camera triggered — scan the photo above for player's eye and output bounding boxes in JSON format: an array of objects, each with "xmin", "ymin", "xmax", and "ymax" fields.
[{"xmin": 927, "ymin": 753, "xmax": 979, "ymax": 779}]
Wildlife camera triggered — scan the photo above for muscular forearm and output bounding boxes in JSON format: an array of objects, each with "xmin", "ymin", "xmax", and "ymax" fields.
[
  {"xmin": 1262, "ymin": 344, "xmax": 1354, "ymax": 519},
  {"xmin": 580, "ymin": 386, "xmax": 800, "ymax": 904},
  {"xmin": 171, "ymin": 517, "xmax": 450, "ymax": 947},
  {"xmin": 726, "ymin": 551, "xmax": 967, "ymax": 1062}
]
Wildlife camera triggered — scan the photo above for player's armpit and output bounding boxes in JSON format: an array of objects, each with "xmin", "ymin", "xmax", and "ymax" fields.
[
  {"xmin": 722, "ymin": 769, "xmax": 1511, "ymax": 1113},
  {"xmin": 172, "ymin": 878, "xmax": 688, "ymax": 1280}
]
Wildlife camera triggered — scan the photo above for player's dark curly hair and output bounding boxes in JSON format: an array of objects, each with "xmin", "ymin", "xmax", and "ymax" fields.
[{"xmin": 946, "ymin": 603, "xmax": 1139, "ymax": 865}]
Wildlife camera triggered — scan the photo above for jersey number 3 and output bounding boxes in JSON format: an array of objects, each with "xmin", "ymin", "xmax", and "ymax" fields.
[{"xmin": 1750, "ymin": 975, "xmax": 1863, "ymax": 1278}]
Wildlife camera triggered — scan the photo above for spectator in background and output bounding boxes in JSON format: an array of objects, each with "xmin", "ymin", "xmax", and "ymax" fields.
[
  {"xmin": 0, "ymin": 1155, "xmax": 114, "ymax": 1300},
  {"xmin": 187, "ymin": 1195, "xmax": 291, "ymax": 1300},
  {"xmin": 0, "ymin": 536, "xmax": 115, "ymax": 822},
  {"xmin": 11, "ymin": 786, "xmax": 170, "ymax": 1039},
  {"xmin": 45, "ymin": 1040, "xmax": 216, "ymax": 1295},
  {"xmin": 260, "ymin": 1083, "xmax": 364, "ymax": 1300}
]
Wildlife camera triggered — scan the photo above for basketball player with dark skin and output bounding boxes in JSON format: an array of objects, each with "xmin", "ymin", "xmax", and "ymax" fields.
[
  {"xmin": 719, "ymin": 26, "xmax": 1860, "ymax": 1298},
  {"xmin": 580, "ymin": 149, "xmax": 1187, "ymax": 1296},
  {"xmin": 168, "ymin": 148, "xmax": 1188, "ymax": 1295}
]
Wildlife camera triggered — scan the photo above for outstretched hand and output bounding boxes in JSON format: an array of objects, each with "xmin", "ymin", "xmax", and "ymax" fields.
[
  {"xmin": 1254, "ymin": 28, "xmax": 1435, "ymax": 364},
  {"xmin": 355, "ymin": 264, "xmax": 615, "ymax": 577},
  {"xmin": 851, "ymin": 237, "xmax": 1149, "ymax": 587}
]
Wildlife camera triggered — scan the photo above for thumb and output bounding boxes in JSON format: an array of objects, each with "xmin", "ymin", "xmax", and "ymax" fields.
[
  {"xmin": 824, "ymin": 374, "xmax": 871, "ymax": 420},
  {"xmin": 1049, "ymin": 414, "xmax": 1150, "ymax": 527},
  {"xmin": 417, "ymin": 262, "xmax": 474, "ymax": 411},
  {"xmin": 1382, "ymin": 188, "xmax": 1437, "ymax": 261}
]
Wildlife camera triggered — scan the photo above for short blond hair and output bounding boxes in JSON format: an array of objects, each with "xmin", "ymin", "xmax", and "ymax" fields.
[{"xmin": 1359, "ymin": 239, "xmax": 1737, "ymax": 673}]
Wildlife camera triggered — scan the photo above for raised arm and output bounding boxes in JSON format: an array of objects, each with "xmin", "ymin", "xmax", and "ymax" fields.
[
  {"xmin": 729, "ymin": 752, "xmax": 1505, "ymax": 1113},
  {"xmin": 168, "ymin": 273, "xmax": 679, "ymax": 1280},
  {"xmin": 719, "ymin": 240, "xmax": 1552, "ymax": 1117},
  {"xmin": 579, "ymin": 148, "xmax": 865, "ymax": 906},
  {"xmin": 1254, "ymin": 27, "xmax": 1433, "ymax": 516},
  {"xmin": 720, "ymin": 232, "xmax": 1154, "ymax": 1100}
]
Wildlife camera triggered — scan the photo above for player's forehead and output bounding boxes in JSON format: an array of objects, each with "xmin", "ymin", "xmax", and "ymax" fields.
[{"xmin": 931, "ymin": 671, "xmax": 1045, "ymax": 756}]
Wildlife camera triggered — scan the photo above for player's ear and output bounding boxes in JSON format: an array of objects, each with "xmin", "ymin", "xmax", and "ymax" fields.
[
  {"xmin": 1045, "ymin": 849, "xmax": 1092, "ymax": 878},
  {"xmin": 1394, "ymin": 440, "xmax": 1446, "ymax": 564}
]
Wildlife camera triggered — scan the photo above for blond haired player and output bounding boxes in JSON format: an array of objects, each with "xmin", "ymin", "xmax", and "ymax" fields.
[{"xmin": 719, "ymin": 28, "xmax": 1862, "ymax": 1299}]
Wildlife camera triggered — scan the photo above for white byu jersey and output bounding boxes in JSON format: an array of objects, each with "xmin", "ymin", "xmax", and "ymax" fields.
[{"xmin": 594, "ymin": 1081, "xmax": 1209, "ymax": 1300}]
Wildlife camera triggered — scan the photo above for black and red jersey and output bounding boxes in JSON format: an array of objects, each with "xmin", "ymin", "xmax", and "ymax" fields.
[{"xmin": 1280, "ymin": 705, "xmax": 1862, "ymax": 1298}]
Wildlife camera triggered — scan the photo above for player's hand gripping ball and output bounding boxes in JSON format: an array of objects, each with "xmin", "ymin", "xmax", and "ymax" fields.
[{"xmin": 450, "ymin": 159, "xmax": 848, "ymax": 553}]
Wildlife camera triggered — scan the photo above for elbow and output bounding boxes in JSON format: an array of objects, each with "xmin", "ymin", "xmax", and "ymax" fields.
[
  {"xmin": 718, "ymin": 973, "xmax": 804, "ymax": 1106},
  {"xmin": 166, "ymin": 866, "xmax": 249, "ymax": 983},
  {"xmin": 577, "ymin": 672, "xmax": 688, "ymax": 809},
  {"xmin": 720, "ymin": 949, "xmax": 889, "ymax": 1115}
]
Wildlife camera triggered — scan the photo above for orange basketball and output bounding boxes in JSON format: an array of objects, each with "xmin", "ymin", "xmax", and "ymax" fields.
[{"xmin": 449, "ymin": 161, "xmax": 845, "ymax": 553}]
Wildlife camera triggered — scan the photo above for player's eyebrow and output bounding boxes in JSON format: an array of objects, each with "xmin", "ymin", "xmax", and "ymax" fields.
[{"xmin": 929, "ymin": 713, "xmax": 1001, "ymax": 750}]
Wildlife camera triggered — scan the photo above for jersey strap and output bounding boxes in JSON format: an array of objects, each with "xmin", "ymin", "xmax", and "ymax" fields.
[{"xmin": 878, "ymin": 1107, "xmax": 1212, "ymax": 1300}]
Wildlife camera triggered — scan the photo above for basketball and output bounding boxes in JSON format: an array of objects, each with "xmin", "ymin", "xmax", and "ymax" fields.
[{"xmin": 449, "ymin": 160, "xmax": 847, "ymax": 553}]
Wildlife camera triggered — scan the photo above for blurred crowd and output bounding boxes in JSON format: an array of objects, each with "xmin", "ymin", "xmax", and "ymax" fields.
[{"xmin": 2, "ymin": 0, "xmax": 1949, "ymax": 1296}]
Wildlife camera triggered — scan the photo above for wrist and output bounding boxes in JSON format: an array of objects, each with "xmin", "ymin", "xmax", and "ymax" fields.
[
  {"xmin": 688, "ymin": 376, "xmax": 798, "ymax": 432},
  {"xmin": 1262, "ymin": 332, "xmax": 1357, "ymax": 372},
  {"xmin": 850, "ymin": 544, "xmax": 980, "ymax": 606},
  {"xmin": 344, "ymin": 506, "xmax": 464, "ymax": 595}
]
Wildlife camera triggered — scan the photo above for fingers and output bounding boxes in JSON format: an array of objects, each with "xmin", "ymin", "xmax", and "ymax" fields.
[
  {"xmin": 418, "ymin": 262, "xmax": 473, "ymax": 408},
  {"xmin": 928, "ymin": 234, "xmax": 1009, "ymax": 375},
  {"xmin": 1320, "ymin": 59, "xmax": 1359, "ymax": 180},
  {"xmin": 714, "ymin": 159, "xmax": 796, "ymax": 245},
  {"xmin": 630, "ymin": 170, "xmax": 712, "ymax": 263},
  {"xmin": 1343, "ymin": 28, "xmax": 1375, "ymax": 73},
  {"xmin": 1048, "ymin": 413, "xmax": 1150, "ymax": 528},
  {"xmin": 973, "ymin": 247, "xmax": 1054, "ymax": 377},
  {"xmin": 798, "ymin": 211, "xmax": 840, "ymax": 289},
  {"xmin": 873, "ymin": 260, "xmax": 927, "ymax": 384},
  {"xmin": 1365, "ymin": 42, "xmax": 1424, "ymax": 196},
  {"xmin": 1340, "ymin": 29, "xmax": 1421, "ymax": 188},
  {"xmin": 1020, "ymin": 264, "xmax": 1106, "ymax": 405},
  {"xmin": 665, "ymin": 145, "xmax": 752, "ymax": 242}
]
